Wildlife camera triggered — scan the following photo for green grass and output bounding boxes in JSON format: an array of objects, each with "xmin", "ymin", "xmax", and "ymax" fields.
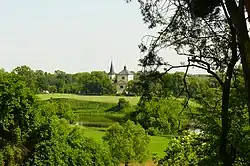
[
  {"xmin": 38, "ymin": 95, "xmax": 133, "ymax": 128},
  {"xmin": 149, "ymin": 135, "xmax": 170, "ymax": 157},
  {"xmin": 82, "ymin": 127, "xmax": 170, "ymax": 158},
  {"xmin": 83, "ymin": 127, "xmax": 106, "ymax": 142},
  {"xmin": 37, "ymin": 93, "xmax": 140, "ymax": 106}
]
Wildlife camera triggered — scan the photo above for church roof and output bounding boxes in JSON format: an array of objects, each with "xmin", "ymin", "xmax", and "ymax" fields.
[
  {"xmin": 108, "ymin": 61, "xmax": 116, "ymax": 75},
  {"xmin": 118, "ymin": 66, "xmax": 133, "ymax": 75}
]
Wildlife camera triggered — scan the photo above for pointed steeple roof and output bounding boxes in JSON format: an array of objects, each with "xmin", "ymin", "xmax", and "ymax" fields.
[{"xmin": 108, "ymin": 61, "xmax": 116, "ymax": 75}]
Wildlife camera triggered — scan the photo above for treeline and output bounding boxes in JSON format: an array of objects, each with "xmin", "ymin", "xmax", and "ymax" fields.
[
  {"xmin": 1, "ymin": 65, "xmax": 214, "ymax": 97},
  {"xmin": 128, "ymin": 71, "xmax": 215, "ymax": 99},
  {"xmin": 8, "ymin": 65, "xmax": 116, "ymax": 94}
]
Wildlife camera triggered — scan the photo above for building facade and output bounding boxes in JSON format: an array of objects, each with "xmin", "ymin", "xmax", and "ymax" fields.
[{"xmin": 108, "ymin": 61, "xmax": 134, "ymax": 94}]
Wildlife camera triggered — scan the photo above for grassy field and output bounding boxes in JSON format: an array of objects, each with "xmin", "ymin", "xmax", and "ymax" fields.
[
  {"xmin": 37, "ymin": 93, "xmax": 140, "ymax": 105},
  {"xmin": 38, "ymin": 94, "xmax": 135, "ymax": 127},
  {"xmin": 82, "ymin": 127, "xmax": 170, "ymax": 158}
]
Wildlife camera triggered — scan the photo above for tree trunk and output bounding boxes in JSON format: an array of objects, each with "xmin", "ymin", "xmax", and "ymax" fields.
[
  {"xmin": 236, "ymin": 2, "xmax": 250, "ymax": 125},
  {"xmin": 219, "ymin": 23, "xmax": 238, "ymax": 166},
  {"xmin": 225, "ymin": 0, "xmax": 250, "ymax": 125},
  {"xmin": 125, "ymin": 161, "xmax": 129, "ymax": 166},
  {"xmin": 240, "ymin": 42, "xmax": 250, "ymax": 125},
  {"xmin": 219, "ymin": 68, "xmax": 234, "ymax": 166}
]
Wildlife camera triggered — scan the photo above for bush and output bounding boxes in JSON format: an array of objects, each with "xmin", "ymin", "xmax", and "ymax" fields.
[
  {"xmin": 125, "ymin": 98, "xmax": 193, "ymax": 135},
  {"xmin": 158, "ymin": 131, "xmax": 212, "ymax": 166},
  {"xmin": 26, "ymin": 117, "xmax": 115, "ymax": 166},
  {"xmin": 103, "ymin": 120, "xmax": 150, "ymax": 166},
  {"xmin": 37, "ymin": 99, "xmax": 76, "ymax": 124},
  {"xmin": 118, "ymin": 98, "xmax": 130, "ymax": 109}
]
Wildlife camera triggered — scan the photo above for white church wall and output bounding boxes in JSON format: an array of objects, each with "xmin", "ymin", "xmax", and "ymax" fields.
[
  {"xmin": 116, "ymin": 84, "xmax": 126, "ymax": 94},
  {"xmin": 117, "ymin": 75, "xmax": 128, "ymax": 83},
  {"xmin": 128, "ymin": 75, "xmax": 134, "ymax": 82}
]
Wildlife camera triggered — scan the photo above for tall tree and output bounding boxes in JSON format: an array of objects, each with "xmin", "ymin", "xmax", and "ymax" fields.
[
  {"xmin": 103, "ymin": 120, "xmax": 150, "ymax": 166},
  {"xmin": 126, "ymin": 0, "xmax": 250, "ymax": 165},
  {"xmin": 12, "ymin": 65, "xmax": 36, "ymax": 92}
]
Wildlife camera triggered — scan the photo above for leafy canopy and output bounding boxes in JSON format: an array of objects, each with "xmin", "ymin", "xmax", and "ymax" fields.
[{"xmin": 103, "ymin": 120, "xmax": 150, "ymax": 165}]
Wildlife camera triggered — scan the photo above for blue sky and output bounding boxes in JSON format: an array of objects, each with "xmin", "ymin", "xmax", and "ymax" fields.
[{"xmin": 0, "ymin": 0, "xmax": 203, "ymax": 74}]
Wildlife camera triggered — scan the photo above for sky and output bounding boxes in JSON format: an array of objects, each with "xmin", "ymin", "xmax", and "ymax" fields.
[{"xmin": 0, "ymin": 0, "xmax": 204, "ymax": 74}]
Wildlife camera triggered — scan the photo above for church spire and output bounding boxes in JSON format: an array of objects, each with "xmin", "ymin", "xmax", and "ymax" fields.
[{"xmin": 108, "ymin": 60, "xmax": 115, "ymax": 75}]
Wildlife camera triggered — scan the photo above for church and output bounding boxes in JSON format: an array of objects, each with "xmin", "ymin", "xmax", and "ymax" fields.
[{"xmin": 108, "ymin": 61, "xmax": 134, "ymax": 94}]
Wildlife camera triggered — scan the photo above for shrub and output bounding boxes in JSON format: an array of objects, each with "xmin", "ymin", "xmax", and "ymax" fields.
[
  {"xmin": 125, "ymin": 98, "xmax": 193, "ymax": 135},
  {"xmin": 118, "ymin": 98, "xmax": 130, "ymax": 109},
  {"xmin": 26, "ymin": 118, "xmax": 115, "ymax": 166},
  {"xmin": 103, "ymin": 120, "xmax": 150, "ymax": 166},
  {"xmin": 158, "ymin": 131, "xmax": 209, "ymax": 166},
  {"xmin": 37, "ymin": 99, "xmax": 76, "ymax": 124}
]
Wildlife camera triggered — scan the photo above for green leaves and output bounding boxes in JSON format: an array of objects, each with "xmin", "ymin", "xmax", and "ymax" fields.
[
  {"xmin": 26, "ymin": 118, "xmax": 114, "ymax": 166},
  {"xmin": 126, "ymin": 98, "xmax": 194, "ymax": 135},
  {"xmin": 0, "ymin": 73, "xmax": 116, "ymax": 166},
  {"xmin": 0, "ymin": 73, "xmax": 36, "ymax": 146},
  {"xmin": 159, "ymin": 131, "xmax": 217, "ymax": 166},
  {"xmin": 103, "ymin": 120, "xmax": 150, "ymax": 165}
]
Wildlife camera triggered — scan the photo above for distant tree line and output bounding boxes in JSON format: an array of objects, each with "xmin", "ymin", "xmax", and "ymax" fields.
[
  {"xmin": 1, "ymin": 65, "xmax": 213, "ymax": 97},
  {"xmin": 8, "ymin": 65, "xmax": 116, "ymax": 95},
  {"xmin": 128, "ymin": 71, "xmax": 215, "ymax": 99}
]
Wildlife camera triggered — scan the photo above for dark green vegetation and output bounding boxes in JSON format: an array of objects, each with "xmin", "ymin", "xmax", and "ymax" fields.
[
  {"xmin": 103, "ymin": 121, "xmax": 150, "ymax": 166},
  {"xmin": 126, "ymin": 0, "xmax": 250, "ymax": 165},
  {"xmin": 126, "ymin": 98, "xmax": 199, "ymax": 136},
  {"xmin": 3, "ymin": 0, "xmax": 250, "ymax": 164},
  {"xmin": 0, "ymin": 73, "xmax": 115, "ymax": 166},
  {"xmin": 12, "ymin": 65, "xmax": 116, "ymax": 95},
  {"xmin": 38, "ymin": 94, "xmax": 170, "ymax": 158},
  {"xmin": 0, "ymin": 65, "xmax": 217, "ymax": 165},
  {"xmin": 4, "ymin": 65, "xmax": 212, "ymax": 98}
]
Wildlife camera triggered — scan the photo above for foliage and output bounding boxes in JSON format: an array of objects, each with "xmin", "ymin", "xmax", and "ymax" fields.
[
  {"xmin": 103, "ymin": 120, "xmax": 150, "ymax": 166},
  {"xmin": 26, "ymin": 117, "xmax": 115, "ymax": 166},
  {"xmin": 12, "ymin": 65, "xmax": 37, "ymax": 92},
  {"xmin": 12, "ymin": 66, "xmax": 116, "ymax": 95},
  {"xmin": 0, "ymin": 73, "xmax": 37, "ymax": 165},
  {"xmin": 0, "ymin": 73, "xmax": 116, "ymax": 166},
  {"xmin": 0, "ymin": 151, "xmax": 2, "ymax": 166},
  {"xmin": 125, "ymin": 0, "xmax": 250, "ymax": 165},
  {"xmin": 126, "ymin": 80, "xmax": 143, "ymax": 96},
  {"xmin": 36, "ymin": 99, "xmax": 76, "ymax": 124},
  {"xmin": 118, "ymin": 98, "xmax": 130, "ymax": 109},
  {"xmin": 126, "ymin": 98, "xmax": 193, "ymax": 135},
  {"xmin": 157, "ymin": 80, "xmax": 250, "ymax": 165},
  {"xmin": 158, "ymin": 131, "xmax": 215, "ymax": 166}
]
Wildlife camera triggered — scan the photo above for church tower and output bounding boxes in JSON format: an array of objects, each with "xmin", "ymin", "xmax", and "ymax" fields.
[{"xmin": 108, "ymin": 61, "xmax": 116, "ymax": 80}]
